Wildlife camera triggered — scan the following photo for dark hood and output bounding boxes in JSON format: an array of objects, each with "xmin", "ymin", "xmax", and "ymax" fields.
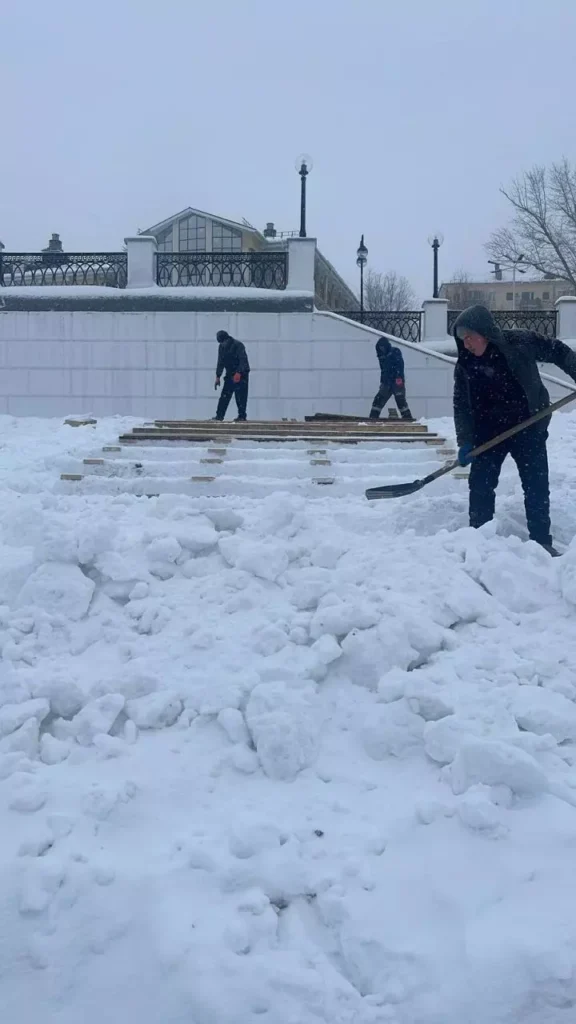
[
  {"xmin": 452, "ymin": 305, "xmax": 504, "ymax": 354},
  {"xmin": 216, "ymin": 330, "xmax": 231, "ymax": 344},
  {"xmin": 376, "ymin": 336, "xmax": 392, "ymax": 358}
]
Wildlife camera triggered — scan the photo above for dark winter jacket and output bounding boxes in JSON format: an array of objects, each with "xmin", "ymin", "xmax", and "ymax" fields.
[
  {"xmin": 376, "ymin": 337, "xmax": 405, "ymax": 385},
  {"xmin": 452, "ymin": 305, "xmax": 576, "ymax": 445},
  {"xmin": 216, "ymin": 331, "xmax": 250, "ymax": 378}
]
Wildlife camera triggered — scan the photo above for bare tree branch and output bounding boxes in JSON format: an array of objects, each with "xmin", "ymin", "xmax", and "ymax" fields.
[
  {"xmin": 487, "ymin": 161, "xmax": 576, "ymax": 289},
  {"xmin": 444, "ymin": 270, "xmax": 493, "ymax": 310},
  {"xmin": 365, "ymin": 269, "xmax": 416, "ymax": 310}
]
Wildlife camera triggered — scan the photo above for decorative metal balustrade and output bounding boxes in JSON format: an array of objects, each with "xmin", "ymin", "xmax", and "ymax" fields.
[
  {"xmin": 448, "ymin": 309, "xmax": 558, "ymax": 338},
  {"xmin": 0, "ymin": 252, "xmax": 127, "ymax": 288},
  {"xmin": 156, "ymin": 251, "xmax": 287, "ymax": 289},
  {"xmin": 338, "ymin": 310, "xmax": 422, "ymax": 343}
]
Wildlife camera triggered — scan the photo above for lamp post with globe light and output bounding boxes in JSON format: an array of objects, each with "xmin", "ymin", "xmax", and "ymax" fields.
[
  {"xmin": 295, "ymin": 155, "xmax": 313, "ymax": 238},
  {"xmin": 428, "ymin": 233, "xmax": 444, "ymax": 298},
  {"xmin": 356, "ymin": 235, "xmax": 368, "ymax": 322}
]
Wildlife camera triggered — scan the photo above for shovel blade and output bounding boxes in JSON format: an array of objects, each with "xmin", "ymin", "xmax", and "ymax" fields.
[{"xmin": 365, "ymin": 479, "xmax": 425, "ymax": 500}]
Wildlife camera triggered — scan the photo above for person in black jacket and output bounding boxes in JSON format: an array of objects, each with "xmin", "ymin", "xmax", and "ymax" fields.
[
  {"xmin": 369, "ymin": 337, "xmax": 413, "ymax": 420},
  {"xmin": 213, "ymin": 330, "xmax": 251, "ymax": 422},
  {"xmin": 453, "ymin": 304, "xmax": 576, "ymax": 556}
]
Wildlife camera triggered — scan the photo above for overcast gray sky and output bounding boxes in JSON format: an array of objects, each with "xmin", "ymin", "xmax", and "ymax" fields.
[{"xmin": 2, "ymin": 0, "xmax": 575, "ymax": 300}]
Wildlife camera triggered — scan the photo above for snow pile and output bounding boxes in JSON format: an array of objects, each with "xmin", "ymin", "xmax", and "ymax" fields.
[{"xmin": 1, "ymin": 414, "xmax": 576, "ymax": 1023}]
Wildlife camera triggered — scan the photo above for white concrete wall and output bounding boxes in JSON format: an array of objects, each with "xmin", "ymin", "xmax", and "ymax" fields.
[{"xmin": 0, "ymin": 306, "xmax": 570, "ymax": 419}]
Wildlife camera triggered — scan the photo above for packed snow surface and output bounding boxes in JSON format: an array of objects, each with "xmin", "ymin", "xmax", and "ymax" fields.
[{"xmin": 2, "ymin": 413, "xmax": 576, "ymax": 1024}]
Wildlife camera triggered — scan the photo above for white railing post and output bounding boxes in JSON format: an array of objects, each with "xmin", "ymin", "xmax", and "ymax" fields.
[
  {"xmin": 124, "ymin": 235, "xmax": 157, "ymax": 289},
  {"xmin": 555, "ymin": 296, "xmax": 576, "ymax": 341},
  {"xmin": 422, "ymin": 298, "xmax": 449, "ymax": 344},
  {"xmin": 287, "ymin": 237, "xmax": 316, "ymax": 292}
]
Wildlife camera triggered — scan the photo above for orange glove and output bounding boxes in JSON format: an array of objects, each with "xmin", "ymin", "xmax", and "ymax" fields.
[
  {"xmin": 233, "ymin": 373, "xmax": 242, "ymax": 383},
  {"xmin": 395, "ymin": 377, "xmax": 404, "ymax": 386}
]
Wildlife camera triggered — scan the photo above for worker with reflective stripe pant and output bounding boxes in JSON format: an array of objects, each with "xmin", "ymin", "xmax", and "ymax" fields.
[{"xmin": 369, "ymin": 337, "xmax": 413, "ymax": 420}]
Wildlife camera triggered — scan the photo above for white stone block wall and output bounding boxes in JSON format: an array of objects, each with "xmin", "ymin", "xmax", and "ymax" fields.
[{"xmin": 0, "ymin": 306, "xmax": 464, "ymax": 419}]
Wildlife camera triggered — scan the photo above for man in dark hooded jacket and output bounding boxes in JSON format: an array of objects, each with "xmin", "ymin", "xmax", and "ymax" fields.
[
  {"xmin": 214, "ymin": 330, "xmax": 250, "ymax": 421},
  {"xmin": 369, "ymin": 337, "xmax": 413, "ymax": 420},
  {"xmin": 453, "ymin": 304, "xmax": 576, "ymax": 556}
]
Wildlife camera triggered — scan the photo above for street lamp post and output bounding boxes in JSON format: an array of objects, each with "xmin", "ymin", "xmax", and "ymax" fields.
[
  {"xmin": 295, "ymin": 155, "xmax": 313, "ymax": 238},
  {"xmin": 356, "ymin": 235, "xmax": 368, "ymax": 322},
  {"xmin": 428, "ymin": 234, "xmax": 444, "ymax": 298}
]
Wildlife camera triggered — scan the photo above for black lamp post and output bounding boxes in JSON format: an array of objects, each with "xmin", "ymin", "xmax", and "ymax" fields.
[
  {"xmin": 356, "ymin": 235, "xmax": 368, "ymax": 322},
  {"xmin": 428, "ymin": 233, "xmax": 444, "ymax": 298},
  {"xmin": 296, "ymin": 155, "xmax": 313, "ymax": 238}
]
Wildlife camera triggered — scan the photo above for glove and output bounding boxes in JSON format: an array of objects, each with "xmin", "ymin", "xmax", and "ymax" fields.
[
  {"xmin": 214, "ymin": 378, "xmax": 220, "ymax": 390},
  {"xmin": 457, "ymin": 443, "xmax": 474, "ymax": 466},
  {"xmin": 395, "ymin": 377, "xmax": 404, "ymax": 387},
  {"xmin": 232, "ymin": 373, "xmax": 242, "ymax": 384}
]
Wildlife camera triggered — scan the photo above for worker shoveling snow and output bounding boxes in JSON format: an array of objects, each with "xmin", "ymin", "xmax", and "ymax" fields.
[{"xmin": 1, "ymin": 414, "xmax": 576, "ymax": 1023}]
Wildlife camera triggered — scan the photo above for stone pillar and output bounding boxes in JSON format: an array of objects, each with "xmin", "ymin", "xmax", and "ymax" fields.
[
  {"xmin": 287, "ymin": 237, "xmax": 316, "ymax": 293},
  {"xmin": 555, "ymin": 296, "xmax": 576, "ymax": 341},
  {"xmin": 124, "ymin": 235, "xmax": 157, "ymax": 289},
  {"xmin": 422, "ymin": 299, "xmax": 449, "ymax": 344}
]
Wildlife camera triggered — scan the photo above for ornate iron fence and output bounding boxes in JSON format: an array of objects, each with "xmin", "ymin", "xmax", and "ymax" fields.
[
  {"xmin": 0, "ymin": 252, "xmax": 127, "ymax": 288},
  {"xmin": 156, "ymin": 251, "xmax": 287, "ymax": 289},
  {"xmin": 448, "ymin": 308, "xmax": 557, "ymax": 338},
  {"xmin": 337, "ymin": 310, "xmax": 422, "ymax": 343}
]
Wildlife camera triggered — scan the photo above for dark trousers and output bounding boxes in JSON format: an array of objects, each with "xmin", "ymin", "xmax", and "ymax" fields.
[
  {"xmin": 370, "ymin": 383, "xmax": 412, "ymax": 420},
  {"xmin": 468, "ymin": 428, "xmax": 551, "ymax": 546},
  {"xmin": 215, "ymin": 375, "xmax": 249, "ymax": 421}
]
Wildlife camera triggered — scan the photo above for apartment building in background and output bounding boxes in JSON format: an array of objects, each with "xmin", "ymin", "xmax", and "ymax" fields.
[{"xmin": 439, "ymin": 275, "xmax": 574, "ymax": 310}]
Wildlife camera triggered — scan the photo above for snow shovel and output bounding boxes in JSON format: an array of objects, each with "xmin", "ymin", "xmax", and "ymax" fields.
[{"xmin": 365, "ymin": 389, "xmax": 576, "ymax": 501}]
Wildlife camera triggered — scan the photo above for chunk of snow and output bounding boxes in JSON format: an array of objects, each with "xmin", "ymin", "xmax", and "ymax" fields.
[
  {"xmin": 71, "ymin": 694, "xmax": 125, "ymax": 746},
  {"xmin": 217, "ymin": 708, "xmax": 250, "ymax": 745},
  {"xmin": 424, "ymin": 715, "xmax": 481, "ymax": 765},
  {"xmin": 125, "ymin": 692, "xmax": 182, "ymax": 729},
  {"xmin": 32, "ymin": 678, "xmax": 84, "ymax": 719},
  {"xmin": 511, "ymin": 685, "xmax": 576, "ymax": 742},
  {"xmin": 40, "ymin": 734, "xmax": 71, "ymax": 765},
  {"xmin": 451, "ymin": 737, "xmax": 548, "ymax": 796},
  {"xmin": 0, "ymin": 698, "xmax": 50, "ymax": 737},
  {"xmin": 17, "ymin": 563, "xmax": 95, "ymax": 620},
  {"xmin": 245, "ymin": 681, "xmax": 319, "ymax": 781},
  {"xmin": 310, "ymin": 634, "xmax": 342, "ymax": 666},
  {"xmin": 219, "ymin": 536, "xmax": 289, "ymax": 582}
]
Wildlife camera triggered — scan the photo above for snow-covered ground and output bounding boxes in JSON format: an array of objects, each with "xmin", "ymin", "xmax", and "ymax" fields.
[{"xmin": 2, "ymin": 413, "xmax": 576, "ymax": 1024}]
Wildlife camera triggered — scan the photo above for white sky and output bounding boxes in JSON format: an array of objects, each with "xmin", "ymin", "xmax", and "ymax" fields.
[{"xmin": 2, "ymin": 0, "xmax": 575, "ymax": 301}]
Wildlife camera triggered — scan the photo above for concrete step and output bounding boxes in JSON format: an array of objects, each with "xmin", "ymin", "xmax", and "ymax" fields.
[
  {"xmin": 58, "ymin": 470, "xmax": 447, "ymax": 499},
  {"xmin": 96, "ymin": 443, "xmax": 444, "ymax": 462},
  {"xmin": 59, "ymin": 454, "xmax": 444, "ymax": 481}
]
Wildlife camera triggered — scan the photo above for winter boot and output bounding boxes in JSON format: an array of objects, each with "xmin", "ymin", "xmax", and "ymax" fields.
[{"xmin": 538, "ymin": 542, "xmax": 561, "ymax": 557}]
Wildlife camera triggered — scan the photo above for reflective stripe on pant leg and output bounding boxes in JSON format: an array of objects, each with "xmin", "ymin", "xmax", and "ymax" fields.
[
  {"xmin": 370, "ymin": 385, "xmax": 392, "ymax": 416},
  {"xmin": 393, "ymin": 386, "xmax": 412, "ymax": 418}
]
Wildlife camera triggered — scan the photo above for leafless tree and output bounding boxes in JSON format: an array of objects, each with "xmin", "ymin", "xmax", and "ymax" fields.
[
  {"xmin": 365, "ymin": 269, "xmax": 416, "ymax": 310},
  {"xmin": 444, "ymin": 269, "xmax": 493, "ymax": 310},
  {"xmin": 486, "ymin": 160, "xmax": 576, "ymax": 290}
]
